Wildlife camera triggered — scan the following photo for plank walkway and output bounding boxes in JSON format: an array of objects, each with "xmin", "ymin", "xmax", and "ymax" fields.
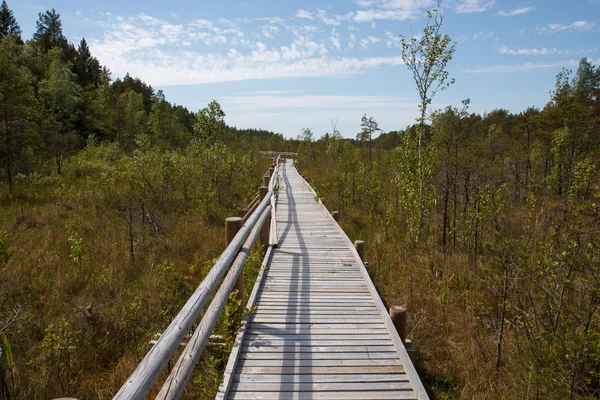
[{"xmin": 219, "ymin": 160, "xmax": 428, "ymax": 400}]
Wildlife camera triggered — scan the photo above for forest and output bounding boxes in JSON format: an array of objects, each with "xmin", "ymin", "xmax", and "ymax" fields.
[{"xmin": 1, "ymin": 0, "xmax": 599, "ymax": 399}]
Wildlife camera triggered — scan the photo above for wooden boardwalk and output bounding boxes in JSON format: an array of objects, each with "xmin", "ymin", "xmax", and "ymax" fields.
[{"xmin": 219, "ymin": 160, "xmax": 428, "ymax": 400}]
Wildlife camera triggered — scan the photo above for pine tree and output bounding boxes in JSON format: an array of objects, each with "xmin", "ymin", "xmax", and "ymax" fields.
[
  {"xmin": 0, "ymin": 0, "xmax": 21, "ymax": 41},
  {"xmin": 75, "ymin": 38, "xmax": 101, "ymax": 86},
  {"xmin": 32, "ymin": 8, "xmax": 68, "ymax": 52}
]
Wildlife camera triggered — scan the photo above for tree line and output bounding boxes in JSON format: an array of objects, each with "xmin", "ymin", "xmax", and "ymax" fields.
[{"xmin": 0, "ymin": 1, "xmax": 285, "ymax": 197}]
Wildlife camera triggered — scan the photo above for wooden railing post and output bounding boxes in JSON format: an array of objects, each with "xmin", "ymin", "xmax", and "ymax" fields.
[
  {"xmin": 259, "ymin": 186, "xmax": 270, "ymax": 247},
  {"xmin": 389, "ymin": 305, "xmax": 407, "ymax": 343},
  {"xmin": 263, "ymin": 174, "xmax": 270, "ymax": 187},
  {"xmin": 225, "ymin": 217, "xmax": 244, "ymax": 311},
  {"xmin": 354, "ymin": 240, "xmax": 365, "ymax": 261},
  {"xmin": 332, "ymin": 211, "xmax": 339, "ymax": 221}
]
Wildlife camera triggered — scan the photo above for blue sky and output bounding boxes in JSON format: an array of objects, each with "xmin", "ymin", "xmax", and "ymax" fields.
[{"xmin": 12, "ymin": 0, "xmax": 600, "ymax": 138}]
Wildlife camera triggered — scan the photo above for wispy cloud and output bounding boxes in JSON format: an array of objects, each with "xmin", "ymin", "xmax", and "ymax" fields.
[
  {"xmin": 463, "ymin": 59, "xmax": 583, "ymax": 73},
  {"xmin": 498, "ymin": 45, "xmax": 570, "ymax": 56},
  {"xmin": 456, "ymin": 0, "xmax": 495, "ymax": 14},
  {"xmin": 353, "ymin": 0, "xmax": 435, "ymax": 22},
  {"xmin": 295, "ymin": 9, "xmax": 314, "ymax": 20},
  {"xmin": 385, "ymin": 31, "xmax": 401, "ymax": 47},
  {"xmin": 329, "ymin": 28, "xmax": 341, "ymax": 50},
  {"xmin": 535, "ymin": 20, "xmax": 596, "ymax": 33},
  {"xmin": 497, "ymin": 6, "xmax": 534, "ymax": 17},
  {"xmin": 360, "ymin": 35, "xmax": 380, "ymax": 49},
  {"xmin": 87, "ymin": 13, "xmax": 405, "ymax": 86}
]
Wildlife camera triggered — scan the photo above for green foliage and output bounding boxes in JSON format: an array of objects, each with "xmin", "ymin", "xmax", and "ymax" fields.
[
  {"xmin": 195, "ymin": 99, "xmax": 225, "ymax": 143},
  {"xmin": 0, "ymin": 0, "xmax": 21, "ymax": 41}
]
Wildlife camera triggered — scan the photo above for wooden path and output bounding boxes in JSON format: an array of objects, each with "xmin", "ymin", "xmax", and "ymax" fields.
[{"xmin": 218, "ymin": 160, "xmax": 428, "ymax": 400}]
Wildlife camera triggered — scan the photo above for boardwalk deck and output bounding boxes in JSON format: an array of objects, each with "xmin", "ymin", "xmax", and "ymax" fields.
[{"xmin": 218, "ymin": 160, "xmax": 428, "ymax": 400}]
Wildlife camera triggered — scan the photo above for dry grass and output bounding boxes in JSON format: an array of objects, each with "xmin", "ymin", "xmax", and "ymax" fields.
[{"xmin": 0, "ymin": 147, "xmax": 270, "ymax": 399}]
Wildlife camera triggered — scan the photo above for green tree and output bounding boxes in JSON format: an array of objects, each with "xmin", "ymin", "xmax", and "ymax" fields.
[
  {"xmin": 400, "ymin": 0, "xmax": 455, "ymax": 238},
  {"xmin": 148, "ymin": 90, "xmax": 189, "ymax": 149},
  {"xmin": 0, "ymin": 0, "xmax": 21, "ymax": 41},
  {"xmin": 39, "ymin": 48, "xmax": 81, "ymax": 174},
  {"xmin": 74, "ymin": 38, "xmax": 101, "ymax": 87},
  {"xmin": 32, "ymin": 9, "xmax": 68, "ymax": 52},
  {"xmin": 115, "ymin": 89, "xmax": 146, "ymax": 151},
  {"xmin": 357, "ymin": 114, "xmax": 380, "ymax": 162},
  {"xmin": 0, "ymin": 36, "xmax": 35, "ymax": 195},
  {"xmin": 194, "ymin": 100, "xmax": 225, "ymax": 143}
]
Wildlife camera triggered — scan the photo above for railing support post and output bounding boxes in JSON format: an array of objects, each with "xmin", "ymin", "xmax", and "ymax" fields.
[
  {"xmin": 263, "ymin": 174, "xmax": 270, "ymax": 187},
  {"xmin": 354, "ymin": 240, "xmax": 365, "ymax": 262},
  {"xmin": 259, "ymin": 186, "xmax": 270, "ymax": 247},
  {"xmin": 332, "ymin": 211, "xmax": 339, "ymax": 221},
  {"xmin": 389, "ymin": 305, "xmax": 407, "ymax": 343},
  {"xmin": 225, "ymin": 217, "xmax": 244, "ymax": 311}
]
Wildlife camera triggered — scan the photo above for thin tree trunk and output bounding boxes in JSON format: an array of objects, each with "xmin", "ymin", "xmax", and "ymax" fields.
[
  {"xmin": 417, "ymin": 109, "xmax": 425, "ymax": 241},
  {"xmin": 442, "ymin": 168, "xmax": 450, "ymax": 250},
  {"xmin": 129, "ymin": 205, "xmax": 135, "ymax": 266},
  {"xmin": 496, "ymin": 264, "xmax": 509, "ymax": 369}
]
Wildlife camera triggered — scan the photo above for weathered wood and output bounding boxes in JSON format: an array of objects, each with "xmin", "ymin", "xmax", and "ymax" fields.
[
  {"xmin": 226, "ymin": 217, "xmax": 244, "ymax": 310},
  {"xmin": 389, "ymin": 305, "xmax": 408, "ymax": 344},
  {"xmin": 227, "ymin": 391, "xmax": 416, "ymax": 400},
  {"xmin": 156, "ymin": 206, "xmax": 272, "ymax": 400},
  {"xmin": 114, "ymin": 191, "xmax": 272, "ymax": 400},
  {"xmin": 259, "ymin": 186, "xmax": 270, "ymax": 247},
  {"xmin": 218, "ymin": 160, "xmax": 428, "ymax": 400},
  {"xmin": 231, "ymin": 381, "xmax": 413, "ymax": 391},
  {"xmin": 233, "ymin": 373, "xmax": 409, "ymax": 383},
  {"xmin": 354, "ymin": 240, "xmax": 365, "ymax": 261},
  {"xmin": 332, "ymin": 211, "xmax": 339, "ymax": 221}
]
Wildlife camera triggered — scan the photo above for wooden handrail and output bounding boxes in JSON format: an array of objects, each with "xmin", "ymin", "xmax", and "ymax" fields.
[
  {"xmin": 242, "ymin": 192, "xmax": 259, "ymax": 222},
  {"xmin": 114, "ymin": 190, "xmax": 274, "ymax": 400},
  {"xmin": 268, "ymin": 155, "xmax": 281, "ymax": 247},
  {"xmin": 114, "ymin": 155, "xmax": 284, "ymax": 400},
  {"xmin": 156, "ymin": 205, "xmax": 272, "ymax": 399}
]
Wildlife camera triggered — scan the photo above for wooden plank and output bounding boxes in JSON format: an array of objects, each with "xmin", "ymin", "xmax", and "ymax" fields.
[
  {"xmin": 242, "ymin": 345, "xmax": 395, "ymax": 353},
  {"xmin": 239, "ymin": 352, "xmax": 399, "ymax": 360},
  {"xmin": 228, "ymin": 391, "xmax": 417, "ymax": 400},
  {"xmin": 235, "ymin": 365, "xmax": 406, "ymax": 375},
  {"xmin": 250, "ymin": 318, "xmax": 383, "ymax": 324},
  {"xmin": 246, "ymin": 328, "xmax": 389, "ymax": 335},
  {"xmin": 245, "ymin": 334, "xmax": 390, "ymax": 341},
  {"xmin": 246, "ymin": 340, "xmax": 394, "ymax": 347},
  {"xmin": 233, "ymin": 373, "xmax": 409, "ymax": 384},
  {"xmin": 231, "ymin": 381, "xmax": 413, "ymax": 391}
]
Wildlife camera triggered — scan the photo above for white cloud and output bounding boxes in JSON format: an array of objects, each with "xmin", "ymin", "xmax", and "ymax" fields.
[
  {"xmin": 463, "ymin": 59, "xmax": 584, "ymax": 73},
  {"xmin": 349, "ymin": 33, "xmax": 357, "ymax": 49},
  {"xmin": 353, "ymin": 0, "xmax": 435, "ymax": 22},
  {"xmin": 385, "ymin": 31, "xmax": 401, "ymax": 47},
  {"xmin": 295, "ymin": 9, "xmax": 313, "ymax": 20},
  {"xmin": 88, "ymin": 12, "xmax": 406, "ymax": 86},
  {"xmin": 261, "ymin": 25, "xmax": 280, "ymax": 39},
  {"xmin": 316, "ymin": 9, "xmax": 354, "ymax": 25},
  {"xmin": 360, "ymin": 35, "xmax": 380, "ymax": 49},
  {"xmin": 497, "ymin": 6, "xmax": 534, "ymax": 17},
  {"xmin": 536, "ymin": 20, "xmax": 596, "ymax": 33},
  {"xmin": 498, "ymin": 45, "xmax": 570, "ymax": 56},
  {"xmin": 456, "ymin": 0, "xmax": 495, "ymax": 13},
  {"xmin": 329, "ymin": 29, "xmax": 341, "ymax": 51}
]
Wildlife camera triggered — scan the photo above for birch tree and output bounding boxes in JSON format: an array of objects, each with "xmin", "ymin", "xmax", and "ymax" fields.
[{"xmin": 400, "ymin": 0, "xmax": 455, "ymax": 239}]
